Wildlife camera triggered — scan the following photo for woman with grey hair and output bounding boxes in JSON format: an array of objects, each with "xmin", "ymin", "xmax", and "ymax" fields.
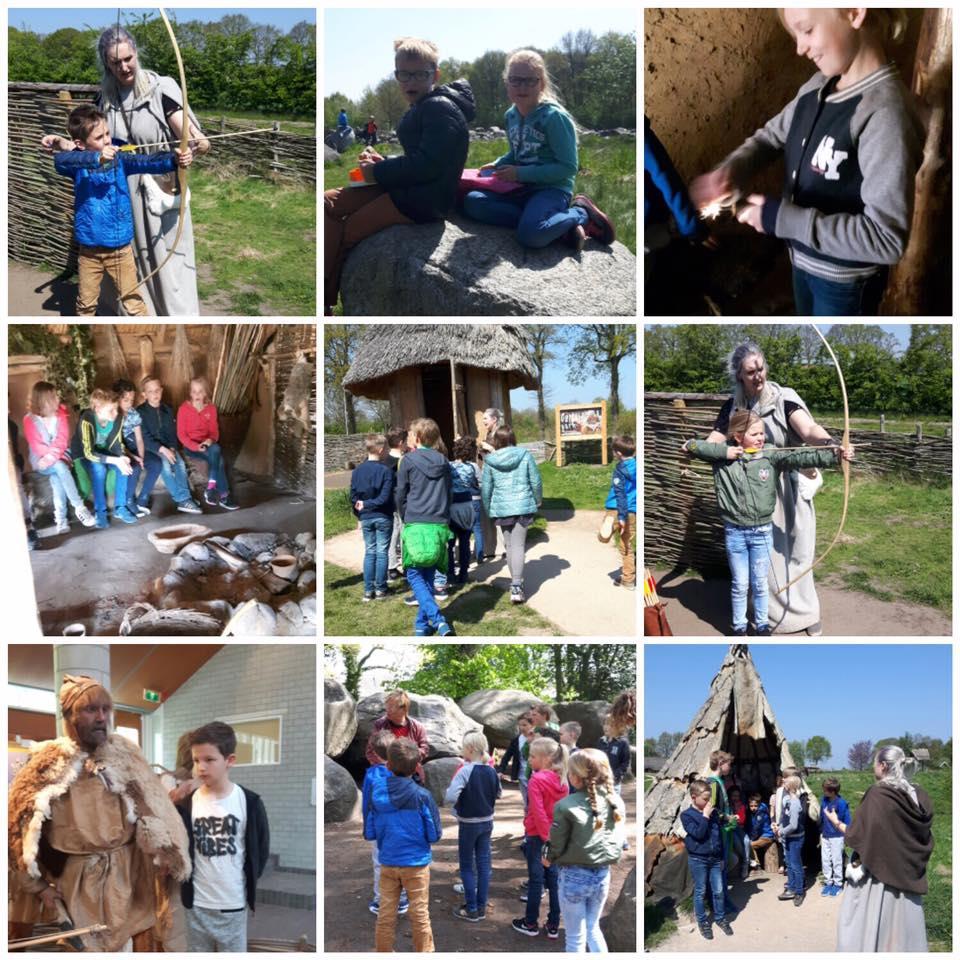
[
  {"xmin": 825, "ymin": 746, "xmax": 933, "ymax": 951},
  {"xmin": 701, "ymin": 340, "xmax": 853, "ymax": 635}
]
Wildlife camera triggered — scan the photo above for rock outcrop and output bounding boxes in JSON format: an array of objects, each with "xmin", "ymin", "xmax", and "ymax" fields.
[
  {"xmin": 324, "ymin": 679, "xmax": 357, "ymax": 758},
  {"xmin": 458, "ymin": 689, "xmax": 553, "ymax": 748},
  {"xmin": 422, "ymin": 757, "xmax": 463, "ymax": 806},
  {"xmin": 324, "ymin": 755, "xmax": 360, "ymax": 823},
  {"xmin": 600, "ymin": 864, "xmax": 637, "ymax": 950},
  {"xmin": 554, "ymin": 700, "xmax": 612, "ymax": 749}
]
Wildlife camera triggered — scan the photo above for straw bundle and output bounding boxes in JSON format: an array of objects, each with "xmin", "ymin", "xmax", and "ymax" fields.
[
  {"xmin": 212, "ymin": 325, "xmax": 269, "ymax": 415},
  {"xmin": 167, "ymin": 324, "xmax": 195, "ymax": 408},
  {"xmin": 104, "ymin": 324, "xmax": 129, "ymax": 381},
  {"xmin": 138, "ymin": 336, "xmax": 154, "ymax": 388}
]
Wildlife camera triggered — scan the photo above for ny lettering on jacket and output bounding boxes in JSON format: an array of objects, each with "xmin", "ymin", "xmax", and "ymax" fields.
[{"xmin": 809, "ymin": 135, "xmax": 848, "ymax": 180}]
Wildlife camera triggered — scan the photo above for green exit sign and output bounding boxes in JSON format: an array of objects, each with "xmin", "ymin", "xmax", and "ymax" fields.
[{"xmin": 143, "ymin": 689, "xmax": 161, "ymax": 703}]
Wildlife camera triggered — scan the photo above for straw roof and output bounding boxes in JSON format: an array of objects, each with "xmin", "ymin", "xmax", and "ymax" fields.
[
  {"xmin": 343, "ymin": 324, "xmax": 538, "ymax": 399},
  {"xmin": 645, "ymin": 645, "xmax": 801, "ymax": 837}
]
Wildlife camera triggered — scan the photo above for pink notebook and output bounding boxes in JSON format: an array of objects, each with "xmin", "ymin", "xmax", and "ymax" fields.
[{"xmin": 459, "ymin": 167, "xmax": 524, "ymax": 195}]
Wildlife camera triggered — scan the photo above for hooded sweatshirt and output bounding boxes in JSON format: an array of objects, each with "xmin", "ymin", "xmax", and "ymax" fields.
[
  {"xmin": 396, "ymin": 446, "xmax": 452, "ymax": 524},
  {"xmin": 494, "ymin": 101, "xmax": 579, "ymax": 197},
  {"xmin": 604, "ymin": 456, "xmax": 636, "ymax": 519},
  {"xmin": 481, "ymin": 446, "xmax": 542, "ymax": 519},
  {"xmin": 525, "ymin": 768, "xmax": 568, "ymax": 841},
  {"xmin": 366, "ymin": 771, "xmax": 442, "ymax": 868},
  {"xmin": 373, "ymin": 81, "xmax": 476, "ymax": 223}
]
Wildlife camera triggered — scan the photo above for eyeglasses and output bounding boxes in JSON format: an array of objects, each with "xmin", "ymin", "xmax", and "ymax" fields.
[
  {"xmin": 507, "ymin": 76, "xmax": 540, "ymax": 88},
  {"xmin": 395, "ymin": 69, "xmax": 433, "ymax": 82}
]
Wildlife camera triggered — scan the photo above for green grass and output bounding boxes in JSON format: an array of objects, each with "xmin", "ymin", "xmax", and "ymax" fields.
[
  {"xmin": 324, "ymin": 135, "xmax": 636, "ymax": 254},
  {"xmin": 324, "ymin": 561, "xmax": 563, "ymax": 636},
  {"xmin": 190, "ymin": 169, "xmax": 315, "ymax": 315}
]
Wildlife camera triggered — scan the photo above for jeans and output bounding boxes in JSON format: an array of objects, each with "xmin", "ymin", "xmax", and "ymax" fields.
[
  {"xmin": 361, "ymin": 516, "xmax": 393, "ymax": 593},
  {"xmin": 524, "ymin": 834, "xmax": 559, "ymax": 927},
  {"xmin": 406, "ymin": 566, "xmax": 443, "ymax": 634},
  {"xmin": 557, "ymin": 864, "xmax": 610, "ymax": 952},
  {"xmin": 688, "ymin": 855, "xmax": 725, "ymax": 925},
  {"xmin": 792, "ymin": 265, "xmax": 888, "ymax": 316},
  {"xmin": 36, "ymin": 461, "xmax": 84, "ymax": 519},
  {"xmin": 85, "ymin": 459, "xmax": 128, "ymax": 518},
  {"xmin": 376, "ymin": 864, "xmax": 433, "ymax": 952},
  {"xmin": 785, "ymin": 834, "xmax": 805, "ymax": 894},
  {"xmin": 183, "ymin": 442, "xmax": 229, "ymax": 493},
  {"xmin": 501, "ymin": 520, "xmax": 530, "ymax": 587},
  {"xmin": 519, "ymin": 777, "xmax": 529, "ymax": 810},
  {"xmin": 733, "ymin": 826, "xmax": 752, "ymax": 875},
  {"xmin": 463, "ymin": 187, "xmax": 588, "ymax": 248},
  {"xmin": 458, "ymin": 820, "xmax": 493, "ymax": 912},
  {"xmin": 724, "ymin": 521, "xmax": 773, "ymax": 630},
  {"xmin": 125, "ymin": 460, "xmax": 141, "ymax": 508},
  {"xmin": 471, "ymin": 500, "xmax": 484, "ymax": 561},
  {"xmin": 447, "ymin": 525, "xmax": 472, "ymax": 583},
  {"xmin": 139, "ymin": 450, "xmax": 192, "ymax": 506}
]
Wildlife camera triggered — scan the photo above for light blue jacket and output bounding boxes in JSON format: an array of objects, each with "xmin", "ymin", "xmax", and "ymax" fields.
[
  {"xmin": 493, "ymin": 102, "xmax": 579, "ymax": 196},
  {"xmin": 481, "ymin": 446, "xmax": 542, "ymax": 518}
]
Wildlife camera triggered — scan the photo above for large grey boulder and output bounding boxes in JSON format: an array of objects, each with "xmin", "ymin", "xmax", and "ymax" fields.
[
  {"xmin": 554, "ymin": 700, "xmax": 611, "ymax": 749},
  {"xmin": 458, "ymin": 689, "xmax": 553, "ymax": 748},
  {"xmin": 421, "ymin": 757, "xmax": 463, "ymax": 806},
  {"xmin": 324, "ymin": 679, "xmax": 357, "ymax": 758},
  {"xmin": 599, "ymin": 864, "xmax": 636, "ymax": 951},
  {"xmin": 340, "ymin": 215, "xmax": 636, "ymax": 316},
  {"xmin": 324, "ymin": 144, "xmax": 340, "ymax": 163},
  {"xmin": 324, "ymin": 755, "xmax": 360, "ymax": 823}
]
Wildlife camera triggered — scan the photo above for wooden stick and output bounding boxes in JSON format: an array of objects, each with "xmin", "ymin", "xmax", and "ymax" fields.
[
  {"xmin": 118, "ymin": 127, "xmax": 278, "ymax": 151},
  {"xmin": 9, "ymin": 923, "xmax": 109, "ymax": 949}
]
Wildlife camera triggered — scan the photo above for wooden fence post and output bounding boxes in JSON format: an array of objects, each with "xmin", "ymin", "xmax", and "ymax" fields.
[
  {"xmin": 880, "ymin": 413, "xmax": 885, "ymax": 433},
  {"xmin": 915, "ymin": 423, "xmax": 923, "ymax": 440}
]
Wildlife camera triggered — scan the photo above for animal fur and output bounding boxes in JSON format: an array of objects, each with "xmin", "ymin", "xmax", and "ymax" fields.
[
  {"xmin": 8, "ymin": 734, "xmax": 191, "ymax": 883},
  {"xmin": 278, "ymin": 352, "xmax": 314, "ymax": 436}
]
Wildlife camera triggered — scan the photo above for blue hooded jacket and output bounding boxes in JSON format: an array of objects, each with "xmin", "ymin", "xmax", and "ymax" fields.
[
  {"xmin": 481, "ymin": 446, "xmax": 542, "ymax": 518},
  {"xmin": 604, "ymin": 456, "xmax": 636, "ymax": 519},
  {"xmin": 644, "ymin": 116, "xmax": 704, "ymax": 241},
  {"xmin": 365, "ymin": 771, "xmax": 442, "ymax": 867}
]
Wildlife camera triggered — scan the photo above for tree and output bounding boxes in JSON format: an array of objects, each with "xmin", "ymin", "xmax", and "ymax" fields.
[
  {"xmin": 567, "ymin": 324, "xmax": 636, "ymax": 418},
  {"xmin": 323, "ymin": 325, "xmax": 359, "ymax": 433},
  {"xmin": 848, "ymin": 740, "xmax": 873, "ymax": 771},
  {"xmin": 526, "ymin": 325, "xmax": 565, "ymax": 439},
  {"xmin": 788, "ymin": 739, "xmax": 806, "ymax": 766},
  {"xmin": 805, "ymin": 735, "xmax": 832, "ymax": 766},
  {"xmin": 332, "ymin": 644, "xmax": 383, "ymax": 699},
  {"xmin": 655, "ymin": 731, "xmax": 683, "ymax": 758},
  {"xmin": 579, "ymin": 32, "xmax": 636, "ymax": 128},
  {"xmin": 644, "ymin": 737, "xmax": 659, "ymax": 756}
]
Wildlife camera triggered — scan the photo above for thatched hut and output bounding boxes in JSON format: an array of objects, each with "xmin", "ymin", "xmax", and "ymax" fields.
[{"xmin": 343, "ymin": 324, "xmax": 538, "ymax": 447}]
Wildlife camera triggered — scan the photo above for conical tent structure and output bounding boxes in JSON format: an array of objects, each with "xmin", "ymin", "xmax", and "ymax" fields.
[{"xmin": 644, "ymin": 645, "xmax": 815, "ymax": 899}]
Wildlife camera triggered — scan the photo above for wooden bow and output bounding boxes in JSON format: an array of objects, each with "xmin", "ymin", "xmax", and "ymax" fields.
[
  {"xmin": 774, "ymin": 324, "xmax": 850, "ymax": 595},
  {"xmin": 119, "ymin": 7, "xmax": 189, "ymax": 304}
]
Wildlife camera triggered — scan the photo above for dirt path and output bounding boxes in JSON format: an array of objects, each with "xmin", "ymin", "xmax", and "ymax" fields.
[
  {"xmin": 654, "ymin": 871, "xmax": 841, "ymax": 952},
  {"xmin": 651, "ymin": 567, "xmax": 951, "ymax": 636},
  {"xmin": 324, "ymin": 780, "xmax": 635, "ymax": 952},
  {"xmin": 324, "ymin": 510, "xmax": 636, "ymax": 636}
]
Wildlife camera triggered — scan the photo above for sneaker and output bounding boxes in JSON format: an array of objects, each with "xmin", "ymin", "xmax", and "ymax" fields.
[
  {"xmin": 414, "ymin": 627, "xmax": 436, "ymax": 637},
  {"xmin": 756, "ymin": 624, "xmax": 772, "ymax": 636},
  {"xmin": 830, "ymin": 884, "xmax": 842, "ymax": 896},
  {"xmin": 434, "ymin": 587, "xmax": 449, "ymax": 600},
  {"xmin": 54, "ymin": 517, "xmax": 70, "ymax": 535},
  {"xmin": 564, "ymin": 223, "xmax": 586, "ymax": 252},
  {"xmin": 794, "ymin": 893, "xmax": 805, "ymax": 906},
  {"xmin": 820, "ymin": 884, "xmax": 833, "ymax": 897},
  {"xmin": 368, "ymin": 899, "xmax": 379, "ymax": 915},
  {"xmin": 519, "ymin": 880, "xmax": 529, "ymax": 889},
  {"xmin": 571, "ymin": 194, "xmax": 616, "ymax": 244},
  {"xmin": 453, "ymin": 882, "xmax": 465, "ymax": 894},
  {"xmin": 114, "ymin": 505, "xmax": 139, "ymax": 524},
  {"xmin": 362, "ymin": 592, "xmax": 374, "ymax": 603},
  {"xmin": 717, "ymin": 919, "xmax": 734, "ymax": 936},
  {"xmin": 130, "ymin": 503, "xmax": 150, "ymax": 518},
  {"xmin": 219, "ymin": 495, "xmax": 240, "ymax": 511},
  {"xmin": 374, "ymin": 590, "xmax": 389, "ymax": 600},
  {"xmin": 95, "ymin": 512, "xmax": 109, "ymax": 529},
  {"xmin": 435, "ymin": 620, "xmax": 455, "ymax": 637},
  {"xmin": 731, "ymin": 626, "xmax": 747, "ymax": 636},
  {"xmin": 204, "ymin": 487, "xmax": 220, "ymax": 506},
  {"xmin": 518, "ymin": 893, "xmax": 528, "ymax": 903},
  {"xmin": 613, "ymin": 577, "xmax": 636, "ymax": 590},
  {"xmin": 510, "ymin": 585, "xmax": 525, "ymax": 604},
  {"xmin": 397, "ymin": 897, "xmax": 409, "ymax": 915},
  {"xmin": 454, "ymin": 905, "xmax": 482, "ymax": 922},
  {"xmin": 698, "ymin": 921, "xmax": 714, "ymax": 941},
  {"xmin": 777, "ymin": 889, "xmax": 795, "ymax": 901},
  {"xmin": 545, "ymin": 923, "xmax": 560, "ymax": 940},
  {"xmin": 511, "ymin": 918, "xmax": 539, "ymax": 937},
  {"xmin": 74, "ymin": 504, "xmax": 96, "ymax": 527},
  {"xmin": 388, "ymin": 568, "xmax": 401, "ymax": 581},
  {"xmin": 176, "ymin": 500, "xmax": 202, "ymax": 514},
  {"xmin": 135, "ymin": 502, "xmax": 152, "ymax": 515},
  {"xmin": 403, "ymin": 593, "xmax": 419, "ymax": 606}
]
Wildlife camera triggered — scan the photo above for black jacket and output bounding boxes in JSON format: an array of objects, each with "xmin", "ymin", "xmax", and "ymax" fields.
[
  {"xmin": 374, "ymin": 81, "xmax": 475, "ymax": 223},
  {"xmin": 137, "ymin": 401, "xmax": 178, "ymax": 455},
  {"xmin": 498, "ymin": 734, "xmax": 522, "ymax": 780},
  {"xmin": 69, "ymin": 408, "xmax": 125, "ymax": 463},
  {"xmin": 177, "ymin": 785, "xmax": 270, "ymax": 912},
  {"xmin": 395, "ymin": 447, "xmax": 452, "ymax": 524}
]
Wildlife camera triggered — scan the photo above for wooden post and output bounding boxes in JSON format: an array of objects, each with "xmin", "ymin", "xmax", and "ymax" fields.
[
  {"xmin": 600, "ymin": 399, "xmax": 608, "ymax": 466},
  {"xmin": 915, "ymin": 423, "xmax": 923, "ymax": 440},
  {"xmin": 880, "ymin": 413, "xmax": 886, "ymax": 433},
  {"xmin": 555, "ymin": 406, "xmax": 563, "ymax": 467},
  {"xmin": 449, "ymin": 357, "xmax": 459, "ymax": 438},
  {"xmin": 946, "ymin": 425, "xmax": 952, "ymax": 440}
]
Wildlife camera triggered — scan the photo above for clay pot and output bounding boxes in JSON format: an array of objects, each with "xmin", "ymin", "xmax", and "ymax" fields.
[
  {"xmin": 62, "ymin": 623, "xmax": 86, "ymax": 637},
  {"xmin": 148, "ymin": 523, "xmax": 213, "ymax": 555},
  {"xmin": 271, "ymin": 555, "xmax": 298, "ymax": 580}
]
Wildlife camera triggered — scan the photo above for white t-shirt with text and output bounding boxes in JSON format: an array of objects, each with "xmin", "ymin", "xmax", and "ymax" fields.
[{"xmin": 191, "ymin": 783, "xmax": 247, "ymax": 910}]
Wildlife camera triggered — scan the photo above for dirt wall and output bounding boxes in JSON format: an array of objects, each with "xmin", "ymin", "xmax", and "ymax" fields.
[{"xmin": 644, "ymin": 8, "xmax": 925, "ymax": 186}]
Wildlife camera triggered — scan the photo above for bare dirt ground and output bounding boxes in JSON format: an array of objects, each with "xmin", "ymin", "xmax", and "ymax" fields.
[
  {"xmin": 650, "ymin": 567, "xmax": 951, "ymax": 637},
  {"xmin": 654, "ymin": 870, "xmax": 841, "ymax": 952},
  {"xmin": 324, "ymin": 779, "xmax": 636, "ymax": 952}
]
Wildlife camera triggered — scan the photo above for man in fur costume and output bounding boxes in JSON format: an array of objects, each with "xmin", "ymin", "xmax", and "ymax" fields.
[{"xmin": 8, "ymin": 674, "xmax": 191, "ymax": 951}]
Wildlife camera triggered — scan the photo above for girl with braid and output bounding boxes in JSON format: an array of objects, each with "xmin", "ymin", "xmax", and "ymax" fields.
[{"xmin": 543, "ymin": 749, "xmax": 626, "ymax": 952}]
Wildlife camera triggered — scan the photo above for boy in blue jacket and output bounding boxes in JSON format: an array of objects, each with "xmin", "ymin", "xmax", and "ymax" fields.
[
  {"xmin": 747, "ymin": 791, "xmax": 775, "ymax": 869},
  {"xmin": 44, "ymin": 104, "xmax": 189, "ymax": 316},
  {"xmin": 819, "ymin": 777, "xmax": 851, "ymax": 896},
  {"xmin": 367, "ymin": 738, "xmax": 442, "ymax": 951},
  {"xmin": 602, "ymin": 435, "xmax": 636, "ymax": 590},
  {"xmin": 681, "ymin": 780, "xmax": 733, "ymax": 940},
  {"xmin": 351, "ymin": 433, "xmax": 396, "ymax": 601}
]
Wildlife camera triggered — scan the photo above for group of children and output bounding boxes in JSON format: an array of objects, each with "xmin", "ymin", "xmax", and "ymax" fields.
[
  {"xmin": 21, "ymin": 374, "xmax": 238, "ymax": 540},
  {"xmin": 682, "ymin": 749, "xmax": 852, "ymax": 939},
  {"xmin": 324, "ymin": 37, "xmax": 616, "ymax": 314},
  {"xmin": 350, "ymin": 419, "xmax": 637, "ymax": 633},
  {"xmin": 360, "ymin": 697, "xmax": 630, "ymax": 950}
]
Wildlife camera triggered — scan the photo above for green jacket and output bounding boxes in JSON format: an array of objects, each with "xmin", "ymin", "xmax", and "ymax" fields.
[
  {"xmin": 545, "ymin": 788, "xmax": 626, "ymax": 867},
  {"xmin": 684, "ymin": 440, "xmax": 839, "ymax": 526}
]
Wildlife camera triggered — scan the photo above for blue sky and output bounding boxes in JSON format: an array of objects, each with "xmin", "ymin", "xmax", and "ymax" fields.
[
  {"xmin": 644, "ymin": 644, "xmax": 952, "ymax": 768},
  {"xmin": 325, "ymin": 7, "xmax": 638, "ymax": 101},
  {"xmin": 9, "ymin": 8, "xmax": 315, "ymax": 34}
]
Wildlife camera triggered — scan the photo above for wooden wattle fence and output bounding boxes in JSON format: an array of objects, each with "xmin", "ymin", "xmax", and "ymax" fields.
[
  {"xmin": 644, "ymin": 392, "xmax": 952, "ymax": 572},
  {"xmin": 8, "ymin": 82, "xmax": 315, "ymax": 272}
]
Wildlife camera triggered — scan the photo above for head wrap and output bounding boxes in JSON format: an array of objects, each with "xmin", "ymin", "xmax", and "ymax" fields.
[{"xmin": 60, "ymin": 674, "xmax": 110, "ymax": 715}]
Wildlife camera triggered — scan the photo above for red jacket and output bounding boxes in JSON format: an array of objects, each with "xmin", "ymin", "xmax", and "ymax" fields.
[
  {"xmin": 365, "ymin": 715, "xmax": 429, "ymax": 780},
  {"xmin": 176, "ymin": 401, "xmax": 220, "ymax": 452},
  {"xmin": 525, "ymin": 769, "xmax": 568, "ymax": 841},
  {"xmin": 23, "ymin": 406, "xmax": 71, "ymax": 469}
]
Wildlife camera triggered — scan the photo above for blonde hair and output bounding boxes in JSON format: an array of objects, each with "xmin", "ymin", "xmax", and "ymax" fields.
[
  {"xmin": 689, "ymin": 778, "xmax": 710, "ymax": 798},
  {"xmin": 189, "ymin": 376, "xmax": 211, "ymax": 402},
  {"xmin": 394, "ymin": 37, "xmax": 440, "ymax": 69},
  {"xmin": 570, "ymin": 748, "xmax": 622, "ymax": 831},
  {"xmin": 504, "ymin": 48, "xmax": 579, "ymax": 136},
  {"xmin": 364, "ymin": 433, "xmax": 386, "ymax": 454},
  {"xmin": 462, "ymin": 731, "xmax": 490, "ymax": 763},
  {"xmin": 409, "ymin": 417, "xmax": 440, "ymax": 447},
  {"xmin": 728, "ymin": 410, "xmax": 763, "ymax": 442},
  {"xmin": 777, "ymin": 8, "xmax": 908, "ymax": 45},
  {"xmin": 89, "ymin": 388, "xmax": 119, "ymax": 411},
  {"xmin": 30, "ymin": 381, "xmax": 59, "ymax": 416},
  {"xmin": 384, "ymin": 689, "xmax": 410, "ymax": 710},
  {"xmin": 529, "ymin": 736, "xmax": 568, "ymax": 781},
  {"xmin": 784, "ymin": 774, "xmax": 801, "ymax": 793}
]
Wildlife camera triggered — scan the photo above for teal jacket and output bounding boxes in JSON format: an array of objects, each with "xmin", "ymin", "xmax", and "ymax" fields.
[
  {"xmin": 481, "ymin": 446, "xmax": 542, "ymax": 518},
  {"xmin": 493, "ymin": 102, "xmax": 579, "ymax": 196},
  {"xmin": 684, "ymin": 440, "xmax": 839, "ymax": 526}
]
